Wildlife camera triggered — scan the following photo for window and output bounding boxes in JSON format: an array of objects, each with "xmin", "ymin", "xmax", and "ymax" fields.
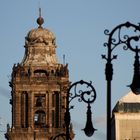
[
  {"xmin": 35, "ymin": 94, "xmax": 45, "ymax": 107},
  {"xmin": 34, "ymin": 69, "xmax": 48, "ymax": 77},
  {"xmin": 21, "ymin": 91, "xmax": 28, "ymax": 128},
  {"xmin": 52, "ymin": 92, "xmax": 60, "ymax": 128},
  {"xmin": 34, "ymin": 110, "xmax": 46, "ymax": 127},
  {"xmin": 36, "ymin": 96, "xmax": 42, "ymax": 107}
]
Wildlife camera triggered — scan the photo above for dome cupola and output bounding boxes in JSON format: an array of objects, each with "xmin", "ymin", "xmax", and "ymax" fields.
[
  {"xmin": 25, "ymin": 8, "xmax": 55, "ymax": 45},
  {"xmin": 21, "ymin": 9, "xmax": 59, "ymax": 66},
  {"xmin": 27, "ymin": 27, "xmax": 55, "ymax": 44}
]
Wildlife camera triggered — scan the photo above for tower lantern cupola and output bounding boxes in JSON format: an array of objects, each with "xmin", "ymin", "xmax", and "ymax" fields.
[{"xmin": 22, "ymin": 10, "xmax": 58, "ymax": 67}]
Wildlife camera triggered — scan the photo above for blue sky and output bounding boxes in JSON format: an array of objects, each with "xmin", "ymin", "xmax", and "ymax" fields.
[{"xmin": 0, "ymin": 0, "xmax": 140, "ymax": 140}]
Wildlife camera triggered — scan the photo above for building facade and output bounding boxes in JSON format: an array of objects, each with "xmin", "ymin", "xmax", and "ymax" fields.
[
  {"xmin": 5, "ymin": 13, "xmax": 73, "ymax": 140},
  {"xmin": 112, "ymin": 91, "xmax": 140, "ymax": 140}
]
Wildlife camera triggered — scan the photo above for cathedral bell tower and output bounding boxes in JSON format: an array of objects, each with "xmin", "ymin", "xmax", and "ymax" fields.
[{"xmin": 5, "ymin": 10, "xmax": 72, "ymax": 140}]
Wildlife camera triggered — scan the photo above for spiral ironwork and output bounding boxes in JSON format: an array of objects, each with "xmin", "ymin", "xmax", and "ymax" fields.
[
  {"xmin": 103, "ymin": 22, "xmax": 140, "ymax": 61},
  {"xmin": 68, "ymin": 80, "xmax": 96, "ymax": 104}
]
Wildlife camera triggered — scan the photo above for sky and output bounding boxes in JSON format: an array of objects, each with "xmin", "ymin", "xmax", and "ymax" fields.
[{"xmin": 0, "ymin": 0, "xmax": 140, "ymax": 140}]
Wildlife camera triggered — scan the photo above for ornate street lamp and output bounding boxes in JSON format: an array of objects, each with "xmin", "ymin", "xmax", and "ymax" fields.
[
  {"xmin": 102, "ymin": 22, "xmax": 140, "ymax": 140},
  {"xmin": 52, "ymin": 80, "xmax": 97, "ymax": 140}
]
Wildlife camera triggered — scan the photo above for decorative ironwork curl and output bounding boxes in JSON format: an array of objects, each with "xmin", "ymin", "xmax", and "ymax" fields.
[
  {"xmin": 123, "ymin": 44, "xmax": 129, "ymax": 50},
  {"xmin": 111, "ymin": 38, "xmax": 117, "ymax": 44},
  {"xmin": 123, "ymin": 34, "xmax": 129, "ymax": 41},
  {"xmin": 68, "ymin": 80, "xmax": 96, "ymax": 104},
  {"xmin": 104, "ymin": 29, "xmax": 110, "ymax": 35},
  {"xmin": 103, "ymin": 42, "xmax": 108, "ymax": 48}
]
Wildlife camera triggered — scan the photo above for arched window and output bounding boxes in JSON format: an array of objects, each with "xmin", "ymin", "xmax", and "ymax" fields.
[
  {"xmin": 34, "ymin": 69, "xmax": 48, "ymax": 77},
  {"xmin": 34, "ymin": 110, "xmax": 46, "ymax": 127}
]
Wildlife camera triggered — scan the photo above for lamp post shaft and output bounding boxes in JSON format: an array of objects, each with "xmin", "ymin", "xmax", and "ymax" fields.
[
  {"xmin": 105, "ymin": 61, "xmax": 113, "ymax": 140},
  {"xmin": 107, "ymin": 80, "xmax": 111, "ymax": 140}
]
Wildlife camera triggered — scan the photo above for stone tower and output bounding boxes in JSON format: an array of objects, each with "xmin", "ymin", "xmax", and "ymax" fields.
[{"xmin": 5, "ymin": 11, "xmax": 72, "ymax": 140}]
